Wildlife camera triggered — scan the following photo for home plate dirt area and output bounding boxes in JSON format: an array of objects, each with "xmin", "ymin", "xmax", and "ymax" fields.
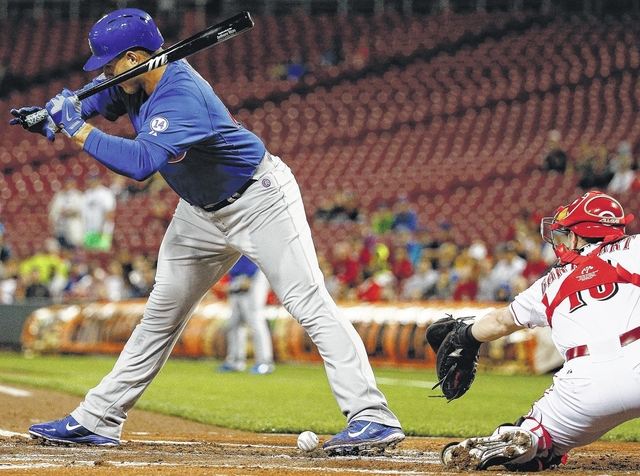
[{"xmin": 1, "ymin": 385, "xmax": 639, "ymax": 475}]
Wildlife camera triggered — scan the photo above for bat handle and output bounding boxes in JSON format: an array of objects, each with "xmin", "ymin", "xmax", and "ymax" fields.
[{"xmin": 20, "ymin": 108, "xmax": 50, "ymax": 129}]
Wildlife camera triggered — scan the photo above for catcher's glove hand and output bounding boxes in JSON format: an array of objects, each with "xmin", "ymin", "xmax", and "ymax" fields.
[
  {"xmin": 425, "ymin": 314, "xmax": 457, "ymax": 355},
  {"xmin": 427, "ymin": 316, "xmax": 481, "ymax": 402}
]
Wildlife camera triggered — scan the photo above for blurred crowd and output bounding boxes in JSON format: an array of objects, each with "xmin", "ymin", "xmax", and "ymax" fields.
[
  {"xmin": 542, "ymin": 131, "xmax": 640, "ymax": 195},
  {"xmin": 312, "ymin": 135, "xmax": 639, "ymax": 304},
  {"xmin": 314, "ymin": 199, "xmax": 556, "ymax": 304},
  {"xmin": 0, "ymin": 235, "xmax": 158, "ymax": 305},
  {"xmin": 0, "ymin": 199, "xmax": 553, "ymax": 307},
  {"xmin": 0, "ymin": 173, "xmax": 167, "ymax": 305},
  {"xmin": 0, "ymin": 135, "xmax": 636, "ymax": 307}
]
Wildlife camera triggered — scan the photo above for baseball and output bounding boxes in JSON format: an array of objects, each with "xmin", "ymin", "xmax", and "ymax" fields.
[{"xmin": 297, "ymin": 430, "xmax": 319, "ymax": 451}]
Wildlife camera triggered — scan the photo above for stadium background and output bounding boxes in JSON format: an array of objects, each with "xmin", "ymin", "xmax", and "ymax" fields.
[
  {"xmin": 2, "ymin": 0, "xmax": 640, "ymax": 255},
  {"xmin": 1, "ymin": 1, "xmax": 640, "ymax": 362},
  {"xmin": 1, "ymin": 1, "xmax": 640, "ymax": 474}
]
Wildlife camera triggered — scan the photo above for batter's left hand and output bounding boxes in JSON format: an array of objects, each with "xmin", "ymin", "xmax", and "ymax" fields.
[
  {"xmin": 9, "ymin": 106, "xmax": 57, "ymax": 142},
  {"xmin": 45, "ymin": 88, "xmax": 85, "ymax": 138}
]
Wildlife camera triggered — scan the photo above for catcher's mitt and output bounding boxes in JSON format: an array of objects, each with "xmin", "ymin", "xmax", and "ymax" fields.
[
  {"xmin": 425, "ymin": 314, "xmax": 457, "ymax": 355},
  {"xmin": 427, "ymin": 316, "xmax": 481, "ymax": 402}
]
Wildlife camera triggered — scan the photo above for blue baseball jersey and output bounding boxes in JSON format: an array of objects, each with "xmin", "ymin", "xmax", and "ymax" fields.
[{"xmin": 79, "ymin": 60, "xmax": 266, "ymax": 207}]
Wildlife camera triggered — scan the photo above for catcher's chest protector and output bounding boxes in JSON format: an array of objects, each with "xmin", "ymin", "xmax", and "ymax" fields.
[{"xmin": 543, "ymin": 243, "xmax": 640, "ymax": 323}]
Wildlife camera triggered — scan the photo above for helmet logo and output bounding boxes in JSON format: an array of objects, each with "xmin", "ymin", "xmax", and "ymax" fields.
[
  {"xmin": 583, "ymin": 195, "xmax": 624, "ymax": 220},
  {"xmin": 149, "ymin": 116, "xmax": 169, "ymax": 136},
  {"xmin": 555, "ymin": 207, "xmax": 569, "ymax": 221}
]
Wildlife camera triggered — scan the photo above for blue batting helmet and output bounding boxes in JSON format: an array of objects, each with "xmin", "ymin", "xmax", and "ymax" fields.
[{"xmin": 84, "ymin": 8, "xmax": 164, "ymax": 71}]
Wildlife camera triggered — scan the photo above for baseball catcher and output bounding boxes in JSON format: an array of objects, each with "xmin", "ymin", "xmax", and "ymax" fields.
[
  {"xmin": 426, "ymin": 315, "xmax": 481, "ymax": 402},
  {"xmin": 437, "ymin": 191, "xmax": 640, "ymax": 472}
]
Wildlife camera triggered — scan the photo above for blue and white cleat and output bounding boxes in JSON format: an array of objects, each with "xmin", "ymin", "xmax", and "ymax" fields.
[
  {"xmin": 217, "ymin": 363, "xmax": 245, "ymax": 373},
  {"xmin": 248, "ymin": 363, "xmax": 275, "ymax": 375},
  {"xmin": 29, "ymin": 415, "xmax": 119, "ymax": 446},
  {"xmin": 323, "ymin": 420, "xmax": 405, "ymax": 455}
]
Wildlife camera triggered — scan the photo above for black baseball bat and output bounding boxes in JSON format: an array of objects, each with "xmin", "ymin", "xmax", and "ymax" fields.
[{"xmin": 21, "ymin": 11, "xmax": 254, "ymax": 129}]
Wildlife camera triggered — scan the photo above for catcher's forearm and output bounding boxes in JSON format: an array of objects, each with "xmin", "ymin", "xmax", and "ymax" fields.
[{"xmin": 471, "ymin": 307, "xmax": 522, "ymax": 342}]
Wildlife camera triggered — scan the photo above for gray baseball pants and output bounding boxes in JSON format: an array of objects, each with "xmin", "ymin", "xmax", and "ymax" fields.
[{"xmin": 72, "ymin": 153, "xmax": 401, "ymax": 439}]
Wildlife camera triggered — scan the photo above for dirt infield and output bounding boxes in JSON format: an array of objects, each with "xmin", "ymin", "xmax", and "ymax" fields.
[{"xmin": 1, "ymin": 385, "xmax": 639, "ymax": 475}]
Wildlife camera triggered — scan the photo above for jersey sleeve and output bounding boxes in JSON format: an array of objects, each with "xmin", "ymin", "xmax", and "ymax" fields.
[
  {"xmin": 509, "ymin": 274, "xmax": 549, "ymax": 328},
  {"xmin": 83, "ymin": 130, "xmax": 171, "ymax": 181},
  {"xmin": 134, "ymin": 82, "xmax": 215, "ymax": 158},
  {"xmin": 81, "ymin": 80, "xmax": 207, "ymax": 181}
]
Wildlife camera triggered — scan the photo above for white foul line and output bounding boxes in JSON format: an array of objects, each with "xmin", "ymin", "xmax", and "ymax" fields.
[
  {"xmin": 0, "ymin": 385, "xmax": 31, "ymax": 397},
  {"xmin": 0, "ymin": 429, "xmax": 29, "ymax": 438}
]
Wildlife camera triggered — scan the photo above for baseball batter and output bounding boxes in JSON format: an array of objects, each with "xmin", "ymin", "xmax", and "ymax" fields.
[
  {"xmin": 438, "ymin": 190, "xmax": 640, "ymax": 471},
  {"xmin": 10, "ymin": 8, "xmax": 404, "ymax": 453}
]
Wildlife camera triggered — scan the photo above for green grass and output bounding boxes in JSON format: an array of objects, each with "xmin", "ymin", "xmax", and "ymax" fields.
[{"xmin": 0, "ymin": 351, "xmax": 639, "ymax": 441}]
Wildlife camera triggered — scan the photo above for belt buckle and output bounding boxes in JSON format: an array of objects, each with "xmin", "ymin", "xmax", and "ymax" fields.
[{"xmin": 203, "ymin": 178, "xmax": 256, "ymax": 212}]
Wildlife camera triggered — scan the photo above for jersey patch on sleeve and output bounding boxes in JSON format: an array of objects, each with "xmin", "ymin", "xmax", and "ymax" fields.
[{"xmin": 149, "ymin": 116, "xmax": 169, "ymax": 136}]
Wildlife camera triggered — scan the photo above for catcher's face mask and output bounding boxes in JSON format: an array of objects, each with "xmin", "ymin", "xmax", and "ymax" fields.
[{"xmin": 540, "ymin": 206, "xmax": 571, "ymax": 250}]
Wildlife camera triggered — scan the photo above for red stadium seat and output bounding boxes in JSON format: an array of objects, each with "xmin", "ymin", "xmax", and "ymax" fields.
[{"xmin": 1, "ymin": 11, "xmax": 640, "ymax": 256}]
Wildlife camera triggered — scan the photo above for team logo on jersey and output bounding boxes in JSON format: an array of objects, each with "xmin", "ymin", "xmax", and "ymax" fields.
[
  {"xmin": 149, "ymin": 116, "xmax": 169, "ymax": 136},
  {"xmin": 577, "ymin": 265, "xmax": 598, "ymax": 282},
  {"xmin": 262, "ymin": 178, "xmax": 271, "ymax": 188}
]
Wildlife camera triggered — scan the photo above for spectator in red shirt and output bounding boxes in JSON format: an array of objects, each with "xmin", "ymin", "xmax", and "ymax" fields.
[
  {"xmin": 356, "ymin": 270, "xmax": 397, "ymax": 302},
  {"xmin": 452, "ymin": 266, "xmax": 479, "ymax": 301},
  {"xmin": 522, "ymin": 246, "xmax": 551, "ymax": 285},
  {"xmin": 390, "ymin": 245, "xmax": 414, "ymax": 285},
  {"xmin": 331, "ymin": 241, "xmax": 361, "ymax": 288}
]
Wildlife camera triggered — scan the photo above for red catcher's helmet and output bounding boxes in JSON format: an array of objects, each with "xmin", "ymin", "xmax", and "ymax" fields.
[{"xmin": 541, "ymin": 191, "xmax": 634, "ymax": 245}]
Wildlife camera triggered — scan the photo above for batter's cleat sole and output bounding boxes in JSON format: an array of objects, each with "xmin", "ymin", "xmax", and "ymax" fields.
[
  {"xmin": 29, "ymin": 415, "xmax": 119, "ymax": 446},
  {"xmin": 441, "ymin": 429, "xmax": 534, "ymax": 470},
  {"xmin": 323, "ymin": 420, "xmax": 405, "ymax": 456}
]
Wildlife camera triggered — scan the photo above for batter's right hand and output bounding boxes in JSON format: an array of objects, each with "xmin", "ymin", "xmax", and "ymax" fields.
[{"xmin": 9, "ymin": 106, "xmax": 57, "ymax": 142}]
